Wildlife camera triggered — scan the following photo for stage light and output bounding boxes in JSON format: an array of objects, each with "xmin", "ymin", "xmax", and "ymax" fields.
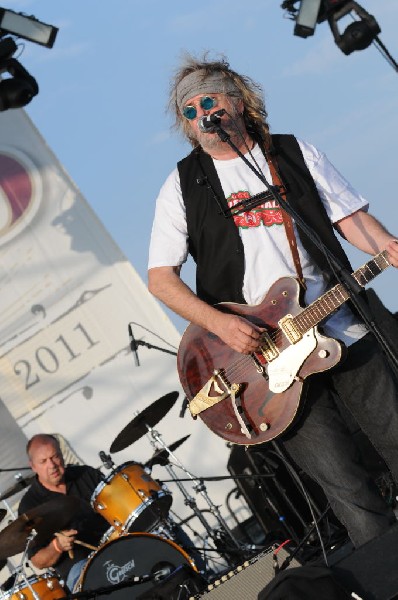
[
  {"xmin": 0, "ymin": 45, "xmax": 38, "ymax": 111},
  {"xmin": 327, "ymin": 1, "xmax": 381, "ymax": 55},
  {"xmin": 0, "ymin": 8, "xmax": 58, "ymax": 48},
  {"xmin": 294, "ymin": 0, "xmax": 323, "ymax": 38},
  {"xmin": 0, "ymin": 8, "xmax": 57, "ymax": 111}
]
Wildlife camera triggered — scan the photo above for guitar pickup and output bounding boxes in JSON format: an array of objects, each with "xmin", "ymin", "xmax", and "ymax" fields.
[
  {"xmin": 189, "ymin": 370, "xmax": 239, "ymax": 417},
  {"xmin": 259, "ymin": 331, "xmax": 279, "ymax": 362},
  {"xmin": 279, "ymin": 314, "xmax": 301, "ymax": 344}
]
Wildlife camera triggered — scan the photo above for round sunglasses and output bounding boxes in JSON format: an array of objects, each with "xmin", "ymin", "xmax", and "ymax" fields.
[{"xmin": 182, "ymin": 96, "xmax": 218, "ymax": 120}]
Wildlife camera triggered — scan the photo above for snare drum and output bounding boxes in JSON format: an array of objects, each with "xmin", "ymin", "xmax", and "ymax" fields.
[
  {"xmin": 91, "ymin": 462, "xmax": 172, "ymax": 534},
  {"xmin": 2, "ymin": 574, "xmax": 66, "ymax": 600},
  {"xmin": 77, "ymin": 532, "xmax": 197, "ymax": 599}
]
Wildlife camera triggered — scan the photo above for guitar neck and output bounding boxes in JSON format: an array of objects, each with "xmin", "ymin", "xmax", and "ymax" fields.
[{"xmin": 294, "ymin": 250, "xmax": 391, "ymax": 334}]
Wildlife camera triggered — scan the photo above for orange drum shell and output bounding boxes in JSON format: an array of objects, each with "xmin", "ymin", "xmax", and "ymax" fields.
[
  {"xmin": 91, "ymin": 462, "xmax": 171, "ymax": 533},
  {"xmin": 3, "ymin": 575, "xmax": 66, "ymax": 600}
]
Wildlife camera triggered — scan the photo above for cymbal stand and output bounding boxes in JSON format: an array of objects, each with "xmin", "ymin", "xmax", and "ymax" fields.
[
  {"xmin": 8, "ymin": 531, "xmax": 41, "ymax": 600},
  {"xmin": 0, "ymin": 499, "xmax": 21, "ymax": 585},
  {"xmin": 1, "ymin": 498, "xmax": 17, "ymax": 519},
  {"xmin": 145, "ymin": 425, "xmax": 246, "ymax": 563}
]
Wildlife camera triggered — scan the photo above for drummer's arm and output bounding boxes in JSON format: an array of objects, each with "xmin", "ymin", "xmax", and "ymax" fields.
[
  {"xmin": 30, "ymin": 529, "xmax": 77, "ymax": 569},
  {"xmin": 30, "ymin": 542, "xmax": 62, "ymax": 569}
]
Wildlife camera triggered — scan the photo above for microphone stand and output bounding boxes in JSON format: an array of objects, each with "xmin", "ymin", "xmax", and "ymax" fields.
[
  {"xmin": 135, "ymin": 339, "xmax": 177, "ymax": 357},
  {"xmin": 130, "ymin": 341, "xmax": 191, "ymax": 418},
  {"xmin": 211, "ymin": 122, "xmax": 398, "ymax": 374},
  {"xmin": 0, "ymin": 467, "xmax": 31, "ymax": 472},
  {"xmin": 146, "ymin": 425, "xmax": 246, "ymax": 563}
]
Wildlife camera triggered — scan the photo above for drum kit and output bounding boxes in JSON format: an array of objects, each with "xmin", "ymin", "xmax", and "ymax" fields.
[{"xmin": 0, "ymin": 391, "xmax": 251, "ymax": 599}]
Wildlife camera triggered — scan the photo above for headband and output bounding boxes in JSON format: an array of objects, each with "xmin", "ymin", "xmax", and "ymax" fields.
[{"xmin": 176, "ymin": 70, "xmax": 240, "ymax": 113}]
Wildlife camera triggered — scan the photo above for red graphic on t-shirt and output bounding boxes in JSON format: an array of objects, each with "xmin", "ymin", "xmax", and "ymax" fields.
[{"xmin": 227, "ymin": 191, "xmax": 283, "ymax": 229}]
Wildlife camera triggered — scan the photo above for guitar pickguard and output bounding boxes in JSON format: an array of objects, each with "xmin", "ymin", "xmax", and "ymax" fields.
[{"xmin": 267, "ymin": 329, "xmax": 317, "ymax": 393}]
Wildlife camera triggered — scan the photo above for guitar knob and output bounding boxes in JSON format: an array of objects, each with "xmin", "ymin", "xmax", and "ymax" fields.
[
  {"xmin": 259, "ymin": 422, "xmax": 269, "ymax": 431},
  {"xmin": 318, "ymin": 349, "xmax": 329, "ymax": 358}
]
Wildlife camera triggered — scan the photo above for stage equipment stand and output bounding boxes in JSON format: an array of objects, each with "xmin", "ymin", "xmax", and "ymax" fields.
[{"xmin": 145, "ymin": 425, "xmax": 249, "ymax": 565}]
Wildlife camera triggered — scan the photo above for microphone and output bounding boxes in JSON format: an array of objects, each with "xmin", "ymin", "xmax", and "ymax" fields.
[
  {"xmin": 99, "ymin": 451, "xmax": 114, "ymax": 470},
  {"xmin": 128, "ymin": 323, "xmax": 140, "ymax": 366},
  {"xmin": 153, "ymin": 566, "xmax": 173, "ymax": 581},
  {"xmin": 198, "ymin": 109, "xmax": 226, "ymax": 132}
]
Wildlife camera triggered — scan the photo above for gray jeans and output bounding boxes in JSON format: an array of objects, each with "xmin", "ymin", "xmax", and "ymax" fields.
[{"xmin": 281, "ymin": 332, "xmax": 398, "ymax": 547}]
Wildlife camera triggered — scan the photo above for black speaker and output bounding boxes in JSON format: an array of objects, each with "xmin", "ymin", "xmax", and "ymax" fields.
[
  {"xmin": 332, "ymin": 522, "xmax": 398, "ymax": 600},
  {"xmin": 195, "ymin": 546, "xmax": 301, "ymax": 599},
  {"xmin": 227, "ymin": 442, "xmax": 343, "ymax": 543}
]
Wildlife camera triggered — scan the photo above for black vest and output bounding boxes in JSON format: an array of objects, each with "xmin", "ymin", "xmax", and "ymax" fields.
[{"xmin": 177, "ymin": 134, "xmax": 352, "ymax": 305}]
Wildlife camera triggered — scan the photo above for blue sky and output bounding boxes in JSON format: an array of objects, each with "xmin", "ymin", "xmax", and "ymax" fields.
[{"xmin": 5, "ymin": 0, "xmax": 398, "ymax": 331}]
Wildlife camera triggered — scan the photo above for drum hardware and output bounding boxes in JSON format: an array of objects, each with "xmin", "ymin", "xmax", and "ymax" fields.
[
  {"xmin": 105, "ymin": 392, "xmax": 245, "ymax": 566},
  {"xmin": 143, "ymin": 435, "xmax": 191, "ymax": 470},
  {"xmin": 0, "ymin": 473, "xmax": 35, "ymax": 502},
  {"xmin": 143, "ymin": 426, "xmax": 245, "ymax": 565},
  {"xmin": 98, "ymin": 451, "xmax": 114, "ymax": 471}
]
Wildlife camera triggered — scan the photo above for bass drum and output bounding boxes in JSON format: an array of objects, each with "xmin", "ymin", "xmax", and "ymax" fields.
[
  {"xmin": 2, "ymin": 574, "xmax": 66, "ymax": 599},
  {"xmin": 77, "ymin": 533, "xmax": 197, "ymax": 599}
]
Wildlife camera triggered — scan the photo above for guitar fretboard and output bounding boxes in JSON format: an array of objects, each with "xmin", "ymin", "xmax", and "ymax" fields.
[{"xmin": 294, "ymin": 250, "xmax": 391, "ymax": 334}]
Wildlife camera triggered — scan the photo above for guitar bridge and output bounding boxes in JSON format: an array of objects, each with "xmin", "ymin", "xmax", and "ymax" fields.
[{"xmin": 189, "ymin": 370, "xmax": 239, "ymax": 417}]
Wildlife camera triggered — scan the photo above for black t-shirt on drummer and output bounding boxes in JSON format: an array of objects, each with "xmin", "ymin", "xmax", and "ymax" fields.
[{"xmin": 18, "ymin": 464, "xmax": 109, "ymax": 582}]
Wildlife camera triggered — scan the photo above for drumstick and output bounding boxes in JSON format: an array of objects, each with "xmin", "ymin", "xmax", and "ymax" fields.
[
  {"xmin": 55, "ymin": 533, "xmax": 97, "ymax": 553},
  {"xmin": 74, "ymin": 539, "xmax": 98, "ymax": 551}
]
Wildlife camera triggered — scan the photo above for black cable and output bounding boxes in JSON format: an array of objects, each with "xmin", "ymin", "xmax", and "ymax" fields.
[
  {"xmin": 372, "ymin": 36, "xmax": 398, "ymax": 72},
  {"xmin": 127, "ymin": 321, "xmax": 178, "ymax": 351},
  {"xmin": 268, "ymin": 444, "xmax": 330, "ymax": 567}
]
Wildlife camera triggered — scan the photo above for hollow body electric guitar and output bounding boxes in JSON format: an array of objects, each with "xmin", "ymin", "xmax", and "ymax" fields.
[{"xmin": 177, "ymin": 251, "xmax": 391, "ymax": 446}]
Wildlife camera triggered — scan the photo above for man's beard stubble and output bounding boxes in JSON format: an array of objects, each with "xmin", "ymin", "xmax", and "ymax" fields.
[{"xmin": 197, "ymin": 109, "xmax": 246, "ymax": 155}]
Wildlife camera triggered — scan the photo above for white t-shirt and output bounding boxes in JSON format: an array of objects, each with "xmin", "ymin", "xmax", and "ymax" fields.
[{"xmin": 149, "ymin": 139, "xmax": 369, "ymax": 345}]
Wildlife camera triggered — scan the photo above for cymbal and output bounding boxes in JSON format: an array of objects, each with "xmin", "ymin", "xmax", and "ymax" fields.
[
  {"xmin": 144, "ymin": 434, "xmax": 191, "ymax": 469},
  {"xmin": 110, "ymin": 391, "xmax": 179, "ymax": 453},
  {"xmin": 0, "ymin": 474, "xmax": 35, "ymax": 502},
  {"xmin": 0, "ymin": 496, "xmax": 80, "ymax": 560}
]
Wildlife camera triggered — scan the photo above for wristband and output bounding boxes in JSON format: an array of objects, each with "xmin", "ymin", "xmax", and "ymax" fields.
[{"xmin": 52, "ymin": 537, "xmax": 62, "ymax": 553}]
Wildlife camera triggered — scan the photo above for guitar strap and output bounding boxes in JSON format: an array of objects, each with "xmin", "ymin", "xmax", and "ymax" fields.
[{"xmin": 265, "ymin": 151, "xmax": 306, "ymax": 289}]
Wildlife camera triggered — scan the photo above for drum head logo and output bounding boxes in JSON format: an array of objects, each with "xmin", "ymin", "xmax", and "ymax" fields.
[
  {"xmin": 0, "ymin": 147, "xmax": 42, "ymax": 246},
  {"xmin": 104, "ymin": 558, "xmax": 135, "ymax": 584}
]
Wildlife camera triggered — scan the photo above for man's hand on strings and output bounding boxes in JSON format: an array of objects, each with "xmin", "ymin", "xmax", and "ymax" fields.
[{"xmin": 213, "ymin": 313, "xmax": 263, "ymax": 354}]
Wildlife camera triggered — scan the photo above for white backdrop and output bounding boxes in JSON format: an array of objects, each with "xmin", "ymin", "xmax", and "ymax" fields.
[{"xmin": 0, "ymin": 110, "xmax": 240, "ymax": 546}]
